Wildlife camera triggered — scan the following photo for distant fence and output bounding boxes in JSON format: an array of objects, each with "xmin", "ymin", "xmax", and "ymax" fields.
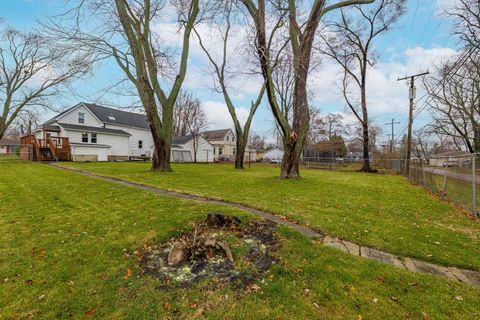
[
  {"xmin": 0, "ymin": 144, "xmax": 33, "ymax": 161},
  {"xmin": 302, "ymin": 154, "xmax": 479, "ymax": 217},
  {"xmin": 405, "ymin": 154, "xmax": 479, "ymax": 218}
]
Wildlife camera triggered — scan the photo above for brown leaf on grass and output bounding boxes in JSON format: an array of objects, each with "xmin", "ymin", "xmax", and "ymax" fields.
[
  {"xmin": 99, "ymin": 272, "xmax": 108, "ymax": 281},
  {"xmin": 25, "ymin": 279, "xmax": 33, "ymax": 285},
  {"xmin": 313, "ymin": 302, "xmax": 320, "ymax": 310},
  {"xmin": 358, "ymin": 315, "xmax": 363, "ymax": 320},
  {"xmin": 123, "ymin": 268, "xmax": 132, "ymax": 280},
  {"xmin": 84, "ymin": 307, "xmax": 97, "ymax": 317},
  {"xmin": 163, "ymin": 302, "xmax": 171, "ymax": 311},
  {"xmin": 376, "ymin": 275, "xmax": 385, "ymax": 284},
  {"xmin": 246, "ymin": 284, "xmax": 261, "ymax": 293},
  {"xmin": 422, "ymin": 312, "xmax": 430, "ymax": 320},
  {"xmin": 292, "ymin": 267, "xmax": 303, "ymax": 274}
]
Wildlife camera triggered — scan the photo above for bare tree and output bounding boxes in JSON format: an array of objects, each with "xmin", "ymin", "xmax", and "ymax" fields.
[
  {"xmin": 173, "ymin": 90, "xmax": 207, "ymax": 162},
  {"xmin": 194, "ymin": 1, "xmax": 265, "ymax": 169},
  {"xmin": 241, "ymin": 0, "xmax": 374, "ymax": 178},
  {"xmin": 425, "ymin": 54, "xmax": 480, "ymax": 153},
  {"xmin": 46, "ymin": 0, "xmax": 200, "ymax": 172},
  {"xmin": 174, "ymin": 90, "xmax": 202, "ymax": 136},
  {"xmin": 318, "ymin": 0, "xmax": 405, "ymax": 172},
  {"xmin": 446, "ymin": 0, "xmax": 480, "ymax": 50},
  {"xmin": 0, "ymin": 26, "xmax": 87, "ymax": 140}
]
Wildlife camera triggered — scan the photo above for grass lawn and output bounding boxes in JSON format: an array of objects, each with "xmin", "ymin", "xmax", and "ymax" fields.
[
  {"xmin": 58, "ymin": 162, "xmax": 480, "ymax": 272},
  {"xmin": 1, "ymin": 161, "xmax": 480, "ymax": 319}
]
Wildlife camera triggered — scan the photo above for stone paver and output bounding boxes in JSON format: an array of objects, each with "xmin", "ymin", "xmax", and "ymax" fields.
[{"xmin": 49, "ymin": 164, "xmax": 480, "ymax": 287}]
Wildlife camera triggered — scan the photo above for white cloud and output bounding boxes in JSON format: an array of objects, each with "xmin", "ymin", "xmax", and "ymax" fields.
[
  {"xmin": 309, "ymin": 46, "xmax": 458, "ymax": 118},
  {"xmin": 202, "ymin": 100, "xmax": 250, "ymax": 130}
]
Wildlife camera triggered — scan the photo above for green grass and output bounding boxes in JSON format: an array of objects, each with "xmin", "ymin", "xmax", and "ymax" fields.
[
  {"xmin": 58, "ymin": 162, "xmax": 480, "ymax": 271},
  {"xmin": 1, "ymin": 161, "xmax": 480, "ymax": 319}
]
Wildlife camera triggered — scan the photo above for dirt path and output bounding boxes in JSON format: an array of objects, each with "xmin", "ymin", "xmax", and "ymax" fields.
[{"xmin": 49, "ymin": 163, "xmax": 480, "ymax": 287}]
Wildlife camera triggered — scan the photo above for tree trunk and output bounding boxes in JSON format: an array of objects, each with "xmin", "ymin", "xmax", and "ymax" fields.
[
  {"xmin": 280, "ymin": 141, "xmax": 303, "ymax": 178},
  {"xmin": 359, "ymin": 86, "xmax": 374, "ymax": 172},
  {"xmin": 235, "ymin": 138, "xmax": 246, "ymax": 169},
  {"xmin": 151, "ymin": 130, "xmax": 172, "ymax": 172}
]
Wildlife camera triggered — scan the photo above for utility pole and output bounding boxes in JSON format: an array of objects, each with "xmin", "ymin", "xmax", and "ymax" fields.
[
  {"xmin": 384, "ymin": 118, "xmax": 400, "ymax": 154},
  {"xmin": 397, "ymin": 71, "xmax": 429, "ymax": 176}
]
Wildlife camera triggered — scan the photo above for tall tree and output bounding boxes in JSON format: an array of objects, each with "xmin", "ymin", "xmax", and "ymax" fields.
[
  {"xmin": 47, "ymin": 0, "xmax": 200, "ymax": 171},
  {"xmin": 425, "ymin": 54, "xmax": 480, "ymax": 153},
  {"xmin": 241, "ymin": 0, "xmax": 374, "ymax": 178},
  {"xmin": 318, "ymin": 0, "xmax": 405, "ymax": 172},
  {"xmin": 0, "ymin": 26, "xmax": 87, "ymax": 140},
  {"xmin": 194, "ymin": 1, "xmax": 265, "ymax": 169}
]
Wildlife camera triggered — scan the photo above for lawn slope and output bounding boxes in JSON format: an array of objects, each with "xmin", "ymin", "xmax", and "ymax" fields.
[{"xmin": 59, "ymin": 162, "xmax": 480, "ymax": 271}]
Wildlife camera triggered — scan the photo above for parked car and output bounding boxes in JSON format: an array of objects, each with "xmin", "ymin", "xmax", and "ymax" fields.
[{"xmin": 270, "ymin": 158, "xmax": 281, "ymax": 164}]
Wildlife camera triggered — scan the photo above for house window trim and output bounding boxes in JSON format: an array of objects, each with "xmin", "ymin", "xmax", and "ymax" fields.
[
  {"xmin": 138, "ymin": 140, "xmax": 143, "ymax": 149},
  {"xmin": 78, "ymin": 112, "xmax": 85, "ymax": 124},
  {"xmin": 91, "ymin": 133, "xmax": 97, "ymax": 144},
  {"xmin": 81, "ymin": 132, "xmax": 88, "ymax": 143}
]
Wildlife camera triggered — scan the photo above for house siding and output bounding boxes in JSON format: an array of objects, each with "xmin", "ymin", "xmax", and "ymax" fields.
[
  {"xmin": 57, "ymin": 105, "xmax": 103, "ymax": 127},
  {"xmin": 104, "ymin": 124, "xmax": 154, "ymax": 157}
]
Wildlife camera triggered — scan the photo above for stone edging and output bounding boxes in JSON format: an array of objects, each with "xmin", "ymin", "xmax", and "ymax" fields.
[{"xmin": 48, "ymin": 163, "xmax": 480, "ymax": 287}]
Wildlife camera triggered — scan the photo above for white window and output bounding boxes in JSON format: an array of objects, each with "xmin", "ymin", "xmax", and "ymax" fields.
[
  {"xmin": 78, "ymin": 112, "xmax": 85, "ymax": 124},
  {"xmin": 213, "ymin": 147, "xmax": 216, "ymax": 155},
  {"xmin": 226, "ymin": 135, "xmax": 229, "ymax": 142},
  {"xmin": 82, "ymin": 132, "xmax": 88, "ymax": 143},
  {"xmin": 219, "ymin": 147, "xmax": 223, "ymax": 155},
  {"xmin": 138, "ymin": 140, "xmax": 143, "ymax": 149},
  {"xmin": 91, "ymin": 133, "xmax": 97, "ymax": 143}
]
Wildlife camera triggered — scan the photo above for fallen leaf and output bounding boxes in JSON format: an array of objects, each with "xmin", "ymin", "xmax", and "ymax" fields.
[
  {"xmin": 25, "ymin": 279, "xmax": 33, "ymax": 285},
  {"xmin": 292, "ymin": 267, "xmax": 302, "ymax": 274},
  {"xmin": 390, "ymin": 296, "xmax": 398, "ymax": 302},
  {"xmin": 372, "ymin": 298, "xmax": 378, "ymax": 304},
  {"xmin": 123, "ymin": 268, "xmax": 132, "ymax": 280},
  {"xmin": 376, "ymin": 275, "xmax": 385, "ymax": 284},
  {"xmin": 454, "ymin": 296, "xmax": 463, "ymax": 301},
  {"xmin": 84, "ymin": 307, "xmax": 97, "ymax": 317},
  {"xmin": 163, "ymin": 302, "xmax": 171, "ymax": 311},
  {"xmin": 313, "ymin": 302, "xmax": 320, "ymax": 310},
  {"xmin": 358, "ymin": 315, "xmax": 363, "ymax": 320}
]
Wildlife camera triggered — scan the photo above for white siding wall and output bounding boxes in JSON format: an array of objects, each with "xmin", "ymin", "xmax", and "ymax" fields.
[
  {"xmin": 104, "ymin": 124, "xmax": 154, "ymax": 156},
  {"xmin": 72, "ymin": 146, "xmax": 110, "ymax": 161},
  {"xmin": 179, "ymin": 136, "xmax": 214, "ymax": 162},
  {"xmin": 57, "ymin": 105, "xmax": 103, "ymax": 127},
  {"xmin": 264, "ymin": 149, "xmax": 284, "ymax": 160},
  {"xmin": 66, "ymin": 130, "xmax": 129, "ymax": 156}
]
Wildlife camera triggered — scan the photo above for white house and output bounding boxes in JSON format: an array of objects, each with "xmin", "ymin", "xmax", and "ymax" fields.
[
  {"xmin": 203, "ymin": 128, "xmax": 257, "ymax": 162},
  {"xmin": 34, "ymin": 102, "xmax": 213, "ymax": 162},
  {"xmin": 264, "ymin": 147, "xmax": 284, "ymax": 162}
]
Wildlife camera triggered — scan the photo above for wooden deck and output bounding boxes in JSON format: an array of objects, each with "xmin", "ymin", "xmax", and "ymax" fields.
[{"xmin": 20, "ymin": 135, "xmax": 71, "ymax": 161}]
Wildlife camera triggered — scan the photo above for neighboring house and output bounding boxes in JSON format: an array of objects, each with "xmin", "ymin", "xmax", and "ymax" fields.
[
  {"xmin": 171, "ymin": 135, "xmax": 214, "ymax": 163},
  {"xmin": 429, "ymin": 151, "xmax": 472, "ymax": 167},
  {"xmin": 264, "ymin": 148, "xmax": 284, "ymax": 162},
  {"xmin": 31, "ymin": 102, "xmax": 215, "ymax": 162},
  {"xmin": 203, "ymin": 128, "xmax": 256, "ymax": 162},
  {"xmin": 0, "ymin": 137, "xmax": 20, "ymax": 154}
]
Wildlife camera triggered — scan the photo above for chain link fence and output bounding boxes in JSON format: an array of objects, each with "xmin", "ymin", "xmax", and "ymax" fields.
[
  {"xmin": 301, "ymin": 154, "xmax": 480, "ymax": 217},
  {"xmin": 405, "ymin": 154, "xmax": 479, "ymax": 217},
  {"xmin": 0, "ymin": 144, "xmax": 33, "ymax": 161}
]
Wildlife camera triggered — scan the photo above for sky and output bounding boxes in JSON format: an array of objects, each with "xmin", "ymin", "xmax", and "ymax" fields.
[{"xmin": 1, "ymin": 0, "xmax": 462, "ymax": 144}]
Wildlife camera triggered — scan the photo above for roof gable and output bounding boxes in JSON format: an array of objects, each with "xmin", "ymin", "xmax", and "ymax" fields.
[
  {"xmin": 83, "ymin": 103, "xmax": 150, "ymax": 130},
  {"xmin": 203, "ymin": 129, "xmax": 233, "ymax": 140}
]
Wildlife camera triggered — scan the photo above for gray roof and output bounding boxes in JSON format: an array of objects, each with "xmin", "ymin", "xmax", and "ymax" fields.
[
  {"xmin": 83, "ymin": 103, "xmax": 150, "ymax": 129},
  {"xmin": 172, "ymin": 135, "xmax": 193, "ymax": 145},
  {"xmin": 203, "ymin": 129, "xmax": 232, "ymax": 140},
  {"xmin": 58, "ymin": 123, "xmax": 131, "ymax": 136}
]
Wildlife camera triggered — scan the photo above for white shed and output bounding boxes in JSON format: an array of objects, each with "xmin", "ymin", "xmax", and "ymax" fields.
[
  {"xmin": 171, "ymin": 135, "xmax": 214, "ymax": 163},
  {"xmin": 264, "ymin": 147, "xmax": 284, "ymax": 162}
]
